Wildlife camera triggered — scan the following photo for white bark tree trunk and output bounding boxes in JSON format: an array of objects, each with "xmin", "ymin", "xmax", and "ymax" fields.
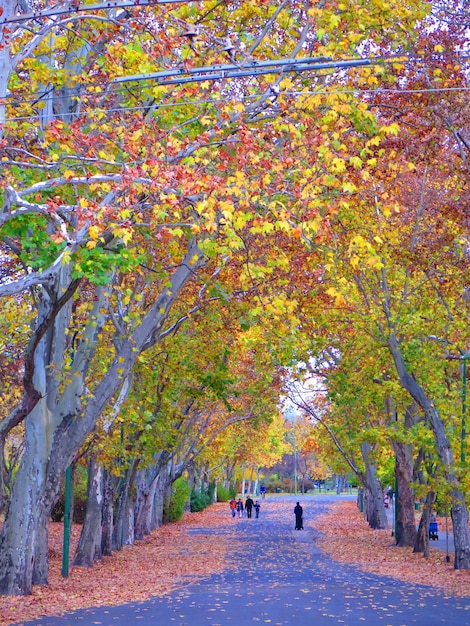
[
  {"xmin": 361, "ymin": 443, "xmax": 388, "ymax": 530},
  {"xmin": 134, "ymin": 468, "xmax": 159, "ymax": 539},
  {"xmin": 241, "ymin": 463, "xmax": 246, "ymax": 496},
  {"xmin": 73, "ymin": 455, "xmax": 103, "ymax": 567}
]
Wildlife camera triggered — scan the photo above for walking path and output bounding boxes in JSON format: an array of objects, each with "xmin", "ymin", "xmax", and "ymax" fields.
[{"xmin": 17, "ymin": 496, "xmax": 470, "ymax": 626}]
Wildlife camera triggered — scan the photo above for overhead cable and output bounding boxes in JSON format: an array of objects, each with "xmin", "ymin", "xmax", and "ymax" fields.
[{"xmin": 0, "ymin": 0, "xmax": 192, "ymax": 25}]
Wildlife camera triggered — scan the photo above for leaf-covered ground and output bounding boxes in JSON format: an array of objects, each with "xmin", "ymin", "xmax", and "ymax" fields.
[
  {"xmin": 1, "ymin": 499, "xmax": 469, "ymax": 626},
  {"xmin": 313, "ymin": 500, "xmax": 470, "ymax": 598}
]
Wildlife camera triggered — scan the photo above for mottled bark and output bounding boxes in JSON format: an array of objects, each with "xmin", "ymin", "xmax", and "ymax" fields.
[
  {"xmin": 152, "ymin": 475, "xmax": 165, "ymax": 530},
  {"xmin": 361, "ymin": 443, "xmax": 388, "ymax": 530},
  {"xmin": 73, "ymin": 455, "xmax": 103, "ymax": 567},
  {"xmin": 134, "ymin": 469, "xmax": 159, "ymax": 540},
  {"xmin": 392, "ymin": 441, "xmax": 417, "ymax": 547},
  {"xmin": 101, "ymin": 469, "xmax": 118, "ymax": 557},
  {"xmin": 112, "ymin": 463, "xmax": 137, "ymax": 551},
  {"xmin": 414, "ymin": 491, "xmax": 433, "ymax": 556}
]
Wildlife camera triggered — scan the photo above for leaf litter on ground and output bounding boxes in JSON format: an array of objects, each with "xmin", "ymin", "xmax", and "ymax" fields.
[
  {"xmin": 312, "ymin": 500, "xmax": 470, "ymax": 598},
  {"xmin": 2, "ymin": 499, "xmax": 469, "ymax": 626}
]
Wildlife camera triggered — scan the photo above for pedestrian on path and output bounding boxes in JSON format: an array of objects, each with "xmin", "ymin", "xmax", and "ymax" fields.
[
  {"xmin": 236, "ymin": 498, "xmax": 244, "ymax": 518},
  {"xmin": 294, "ymin": 501, "xmax": 303, "ymax": 530},
  {"xmin": 245, "ymin": 495, "xmax": 254, "ymax": 518},
  {"xmin": 230, "ymin": 497, "xmax": 237, "ymax": 518},
  {"xmin": 254, "ymin": 500, "xmax": 261, "ymax": 518}
]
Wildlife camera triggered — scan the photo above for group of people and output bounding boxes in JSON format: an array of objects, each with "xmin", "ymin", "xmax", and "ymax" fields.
[
  {"xmin": 229, "ymin": 496, "xmax": 305, "ymax": 531},
  {"xmin": 230, "ymin": 496, "xmax": 261, "ymax": 518}
]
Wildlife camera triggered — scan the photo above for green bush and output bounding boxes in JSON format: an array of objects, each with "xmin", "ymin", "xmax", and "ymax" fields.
[
  {"xmin": 51, "ymin": 464, "xmax": 88, "ymax": 523},
  {"xmin": 228, "ymin": 485, "xmax": 237, "ymax": 499},
  {"xmin": 190, "ymin": 489, "xmax": 209, "ymax": 512},
  {"xmin": 190, "ymin": 482, "xmax": 217, "ymax": 512},
  {"xmin": 165, "ymin": 478, "xmax": 191, "ymax": 522},
  {"xmin": 217, "ymin": 485, "xmax": 230, "ymax": 502}
]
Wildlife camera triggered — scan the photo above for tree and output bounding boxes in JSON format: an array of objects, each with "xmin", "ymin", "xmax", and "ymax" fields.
[{"xmin": 2, "ymin": 0, "xmax": 458, "ymax": 595}]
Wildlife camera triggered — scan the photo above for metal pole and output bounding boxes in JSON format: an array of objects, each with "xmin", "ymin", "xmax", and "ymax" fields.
[
  {"xmin": 394, "ymin": 473, "xmax": 399, "ymax": 540},
  {"xmin": 461, "ymin": 358, "xmax": 467, "ymax": 464},
  {"xmin": 62, "ymin": 331, "xmax": 78, "ymax": 578},
  {"xmin": 445, "ymin": 509, "xmax": 450, "ymax": 563},
  {"xmin": 294, "ymin": 448, "xmax": 297, "ymax": 496},
  {"xmin": 61, "ymin": 464, "xmax": 73, "ymax": 577}
]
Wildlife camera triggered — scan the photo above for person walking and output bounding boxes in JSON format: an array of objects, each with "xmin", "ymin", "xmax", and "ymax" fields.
[
  {"xmin": 236, "ymin": 498, "xmax": 244, "ymax": 518},
  {"xmin": 294, "ymin": 501, "xmax": 303, "ymax": 530},
  {"xmin": 254, "ymin": 500, "xmax": 261, "ymax": 518},
  {"xmin": 245, "ymin": 495, "xmax": 254, "ymax": 518},
  {"xmin": 230, "ymin": 497, "xmax": 237, "ymax": 518}
]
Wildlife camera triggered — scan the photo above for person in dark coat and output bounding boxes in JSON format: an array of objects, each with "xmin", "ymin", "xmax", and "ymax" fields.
[
  {"xmin": 245, "ymin": 495, "xmax": 254, "ymax": 518},
  {"xmin": 294, "ymin": 501, "xmax": 303, "ymax": 530}
]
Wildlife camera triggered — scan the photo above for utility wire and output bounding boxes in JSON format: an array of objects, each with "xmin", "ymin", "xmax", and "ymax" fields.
[
  {"xmin": 0, "ymin": 0, "xmax": 194, "ymax": 25},
  {"xmin": 4, "ymin": 85, "xmax": 470, "ymax": 123},
  {"xmin": 4, "ymin": 50, "xmax": 468, "ymax": 110}
]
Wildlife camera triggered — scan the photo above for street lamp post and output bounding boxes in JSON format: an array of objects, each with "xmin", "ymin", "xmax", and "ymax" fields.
[
  {"xmin": 428, "ymin": 337, "xmax": 468, "ymax": 464},
  {"xmin": 460, "ymin": 356, "xmax": 467, "ymax": 464},
  {"xmin": 293, "ymin": 444, "xmax": 298, "ymax": 496}
]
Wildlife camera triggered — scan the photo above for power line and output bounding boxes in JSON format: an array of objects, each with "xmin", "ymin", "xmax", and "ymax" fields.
[
  {"xmin": 108, "ymin": 51, "xmax": 470, "ymax": 89},
  {"xmin": 109, "ymin": 51, "xmax": 469, "ymax": 89},
  {"xmin": 0, "ymin": 0, "xmax": 193, "ymax": 25},
  {"xmin": 4, "ymin": 85, "xmax": 470, "ymax": 123},
  {"xmin": 7, "ymin": 49, "xmax": 466, "ymax": 111}
]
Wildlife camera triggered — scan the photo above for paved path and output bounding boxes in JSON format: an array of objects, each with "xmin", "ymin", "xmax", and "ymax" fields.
[{"xmin": 18, "ymin": 496, "xmax": 470, "ymax": 626}]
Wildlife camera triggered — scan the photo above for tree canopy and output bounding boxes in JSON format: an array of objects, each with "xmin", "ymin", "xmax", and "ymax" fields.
[{"xmin": 0, "ymin": 0, "xmax": 469, "ymax": 595}]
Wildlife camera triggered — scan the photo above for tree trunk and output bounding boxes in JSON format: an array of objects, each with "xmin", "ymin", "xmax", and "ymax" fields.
[
  {"xmin": 0, "ymin": 444, "xmax": 45, "ymax": 593},
  {"xmin": 101, "ymin": 469, "xmax": 117, "ymax": 557},
  {"xmin": 241, "ymin": 463, "xmax": 246, "ymax": 496},
  {"xmin": 134, "ymin": 469, "xmax": 159, "ymax": 540},
  {"xmin": 253, "ymin": 467, "xmax": 259, "ymax": 496},
  {"xmin": 361, "ymin": 443, "xmax": 388, "ymax": 530},
  {"xmin": 162, "ymin": 475, "xmax": 174, "ymax": 525},
  {"xmin": 392, "ymin": 441, "xmax": 417, "ymax": 547},
  {"xmin": 113, "ymin": 465, "xmax": 135, "ymax": 551},
  {"xmin": 414, "ymin": 491, "xmax": 433, "ymax": 556},
  {"xmin": 152, "ymin": 474, "xmax": 166, "ymax": 529},
  {"xmin": 73, "ymin": 455, "xmax": 103, "ymax": 567},
  {"xmin": 185, "ymin": 460, "xmax": 196, "ymax": 513},
  {"xmin": 0, "ymin": 436, "xmax": 7, "ymax": 515},
  {"xmin": 0, "ymin": 366, "xmax": 54, "ymax": 595},
  {"xmin": 336, "ymin": 474, "xmax": 346, "ymax": 495}
]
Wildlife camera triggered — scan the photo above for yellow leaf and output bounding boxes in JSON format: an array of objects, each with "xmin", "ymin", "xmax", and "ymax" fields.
[{"xmin": 89, "ymin": 225, "xmax": 100, "ymax": 239}]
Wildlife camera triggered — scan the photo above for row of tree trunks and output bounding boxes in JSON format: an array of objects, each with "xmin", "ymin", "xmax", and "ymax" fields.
[
  {"xmin": 72, "ymin": 454, "xmax": 179, "ymax": 568},
  {"xmin": 388, "ymin": 333, "xmax": 470, "ymax": 569}
]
